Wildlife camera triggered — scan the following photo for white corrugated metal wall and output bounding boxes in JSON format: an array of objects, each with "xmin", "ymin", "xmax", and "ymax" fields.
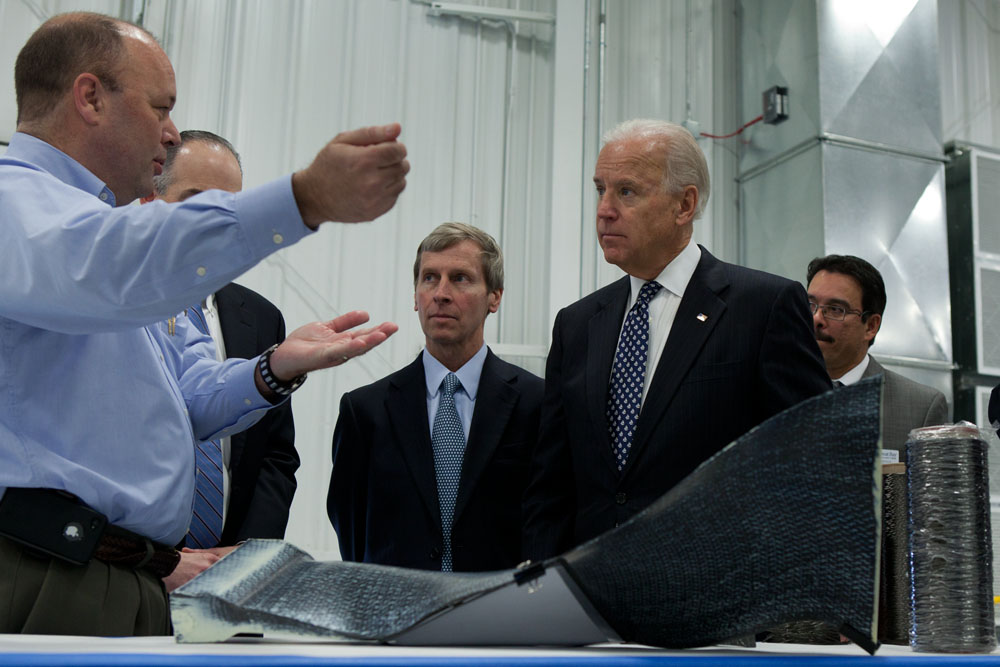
[{"xmin": 0, "ymin": 0, "xmax": 998, "ymax": 559}]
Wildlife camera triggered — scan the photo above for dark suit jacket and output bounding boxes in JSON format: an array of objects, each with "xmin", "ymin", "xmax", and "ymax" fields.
[
  {"xmin": 328, "ymin": 349, "xmax": 543, "ymax": 571},
  {"xmin": 522, "ymin": 246, "xmax": 831, "ymax": 560},
  {"xmin": 215, "ymin": 283, "xmax": 299, "ymax": 545}
]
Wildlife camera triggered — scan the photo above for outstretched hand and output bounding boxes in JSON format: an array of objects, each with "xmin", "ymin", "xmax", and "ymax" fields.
[{"xmin": 268, "ymin": 310, "xmax": 398, "ymax": 380}]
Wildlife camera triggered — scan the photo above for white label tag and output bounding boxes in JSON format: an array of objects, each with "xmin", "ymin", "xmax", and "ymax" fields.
[{"xmin": 881, "ymin": 449, "xmax": 900, "ymax": 464}]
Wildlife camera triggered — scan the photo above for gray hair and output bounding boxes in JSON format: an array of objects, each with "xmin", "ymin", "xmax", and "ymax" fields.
[
  {"xmin": 602, "ymin": 119, "xmax": 710, "ymax": 219},
  {"xmin": 153, "ymin": 129, "xmax": 243, "ymax": 195},
  {"xmin": 413, "ymin": 223, "xmax": 504, "ymax": 292}
]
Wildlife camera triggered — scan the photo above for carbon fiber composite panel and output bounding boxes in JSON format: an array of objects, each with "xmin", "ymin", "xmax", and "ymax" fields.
[
  {"xmin": 171, "ymin": 378, "xmax": 882, "ymax": 652},
  {"xmin": 561, "ymin": 376, "xmax": 882, "ymax": 652}
]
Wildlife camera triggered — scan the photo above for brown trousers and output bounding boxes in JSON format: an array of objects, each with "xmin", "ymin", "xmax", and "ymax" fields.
[{"xmin": 0, "ymin": 536, "xmax": 170, "ymax": 635}]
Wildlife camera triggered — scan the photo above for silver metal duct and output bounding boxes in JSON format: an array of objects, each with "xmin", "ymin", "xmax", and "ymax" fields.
[{"xmin": 738, "ymin": 0, "xmax": 952, "ymax": 399}]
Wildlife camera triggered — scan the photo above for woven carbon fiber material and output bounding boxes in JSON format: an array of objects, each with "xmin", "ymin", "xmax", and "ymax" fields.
[
  {"xmin": 171, "ymin": 540, "xmax": 512, "ymax": 642},
  {"xmin": 879, "ymin": 470, "xmax": 909, "ymax": 644},
  {"xmin": 172, "ymin": 378, "xmax": 881, "ymax": 650},
  {"xmin": 560, "ymin": 376, "xmax": 882, "ymax": 651}
]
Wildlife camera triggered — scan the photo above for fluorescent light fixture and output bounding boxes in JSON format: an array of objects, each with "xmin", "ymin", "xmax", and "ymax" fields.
[{"xmin": 428, "ymin": 1, "xmax": 555, "ymax": 24}]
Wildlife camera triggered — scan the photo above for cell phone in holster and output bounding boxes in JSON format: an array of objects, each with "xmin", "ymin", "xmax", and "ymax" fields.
[{"xmin": 0, "ymin": 488, "xmax": 107, "ymax": 565}]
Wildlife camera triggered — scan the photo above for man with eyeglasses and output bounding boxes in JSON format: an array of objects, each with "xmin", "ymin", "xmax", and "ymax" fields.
[{"xmin": 806, "ymin": 254, "xmax": 948, "ymax": 460}]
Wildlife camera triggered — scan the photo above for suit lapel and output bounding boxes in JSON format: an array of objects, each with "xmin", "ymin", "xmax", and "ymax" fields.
[
  {"xmin": 386, "ymin": 357, "xmax": 440, "ymax": 524},
  {"xmin": 215, "ymin": 286, "xmax": 257, "ymax": 359},
  {"xmin": 453, "ymin": 351, "xmax": 518, "ymax": 523},
  {"xmin": 627, "ymin": 249, "xmax": 728, "ymax": 472},
  {"xmin": 587, "ymin": 277, "xmax": 631, "ymax": 472}
]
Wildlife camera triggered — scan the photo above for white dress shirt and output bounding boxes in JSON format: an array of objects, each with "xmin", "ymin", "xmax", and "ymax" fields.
[
  {"xmin": 617, "ymin": 242, "xmax": 702, "ymax": 409},
  {"xmin": 834, "ymin": 354, "xmax": 870, "ymax": 386}
]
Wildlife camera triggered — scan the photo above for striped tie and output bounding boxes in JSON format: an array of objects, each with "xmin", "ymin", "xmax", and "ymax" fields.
[{"xmin": 185, "ymin": 304, "xmax": 225, "ymax": 548}]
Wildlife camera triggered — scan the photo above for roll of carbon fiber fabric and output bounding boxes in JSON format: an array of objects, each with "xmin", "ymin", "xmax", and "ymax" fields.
[
  {"xmin": 907, "ymin": 424, "xmax": 996, "ymax": 653},
  {"xmin": 878, "ymin": 465, "xmax": 908, "ymax": 645}
]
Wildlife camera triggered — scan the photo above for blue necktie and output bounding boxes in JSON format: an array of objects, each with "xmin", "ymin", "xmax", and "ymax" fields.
[
  {"xmin": 608, "ymin": 281, "xmax": 663, "ymax": 472},
  {"xmin": 185, "ymin": 304, "xmax": 225, "ymax": 548},
  {"xmin": 431, "ymin": 373, "xmax": 466, "ymax": 572}
]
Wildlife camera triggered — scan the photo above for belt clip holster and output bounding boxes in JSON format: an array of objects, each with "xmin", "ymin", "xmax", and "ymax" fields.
[{"xmin": 0, "ymin": 487, "xmax": 107, "ymax": 565}]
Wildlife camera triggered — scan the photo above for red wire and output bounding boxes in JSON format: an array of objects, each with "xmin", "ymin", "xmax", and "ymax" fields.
[{"xmin": 699, "ymin": 115, "xmax": 764, "ymax": 139}]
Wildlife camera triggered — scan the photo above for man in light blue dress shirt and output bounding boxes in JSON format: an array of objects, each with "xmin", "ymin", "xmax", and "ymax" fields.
[{"xmin": 0, "ymin": 12, "xmax": 408, "ymax": 635}]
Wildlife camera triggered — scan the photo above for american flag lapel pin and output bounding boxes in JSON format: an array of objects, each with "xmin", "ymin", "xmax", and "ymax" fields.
[{"xmin": 696, "ymin": 313, "xmax": 708, "ymax": 322}]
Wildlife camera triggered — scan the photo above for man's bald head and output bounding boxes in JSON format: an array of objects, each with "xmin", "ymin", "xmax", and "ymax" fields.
[
  {"xmin": 151, "ymin": 130, "xmax": 244, "ymax": 203},
  {"xmin": 14, "ymin": 12, "xmax": 155, "ymax": 124}
]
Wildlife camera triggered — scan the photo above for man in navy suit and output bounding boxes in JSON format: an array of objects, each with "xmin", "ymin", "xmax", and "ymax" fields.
[
  {"xmin": 328, "ymin": 223, "xmax": 543, "ymax": 571},
  {"xmin": 148, "ymin": 130, "xmax": 298, "ymax": 547},
  {"xmin": 522, "ymin": 119, "xmax": 831, "ymax": 561}
]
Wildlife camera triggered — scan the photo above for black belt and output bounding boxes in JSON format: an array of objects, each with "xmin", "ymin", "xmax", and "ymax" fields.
[
  {"xmin": 0, "ymin": 488, "xmax": 180, "ymax": 578},
  {"xmin": 94, "ymin": 524, "xmax": 180, "ymax": 578}
]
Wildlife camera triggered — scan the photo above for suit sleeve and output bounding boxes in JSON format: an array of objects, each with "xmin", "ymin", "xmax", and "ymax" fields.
[
  {"xmin": 757, "ymin": 280, "xmax": 832, "ymax": 416},
  {"xmin": 233, "ymin": 311, "xmax": 299, "ymax": 542},
  {"xmin": 328, "ymin": 391, "xmax": 368, "ymax": 562},
  {"xmin": 521, "ymin": 310, "xmax": 576, "ymax": 562}
]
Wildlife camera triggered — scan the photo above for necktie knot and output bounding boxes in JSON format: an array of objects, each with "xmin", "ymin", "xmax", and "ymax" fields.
[
  {"xmin": 635, "ymin": 281, "xmax": 662, "ymax": 308},
  {"xmin": 441, "ymin": 372, "xmax": 461, "ymax": 398}
]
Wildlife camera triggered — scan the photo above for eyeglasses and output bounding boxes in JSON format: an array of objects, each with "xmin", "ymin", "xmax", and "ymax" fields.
[{"xmin": 808, "ymin": 302, "xmax": 869, "ymax": 321}]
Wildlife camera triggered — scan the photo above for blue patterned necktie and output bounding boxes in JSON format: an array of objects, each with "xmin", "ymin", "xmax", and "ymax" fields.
[
  {"xmin": 431, "ymin": 372, "xmax": 466, "ymax": 572},
  {"xmin": 185, "ymin": 304, "xmax": 225, "ymax": 548},
  {"xmin": 608, "ymin": 281, "xmax": 663, "ymax": 472}
]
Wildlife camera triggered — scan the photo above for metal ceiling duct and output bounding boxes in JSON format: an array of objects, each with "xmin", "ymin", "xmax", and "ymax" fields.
[{"xmin": 738, "ymin": 0, "xmax": 952, "ymax": 399}]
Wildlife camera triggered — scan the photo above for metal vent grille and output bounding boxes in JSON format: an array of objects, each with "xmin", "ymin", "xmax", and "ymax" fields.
[
  {"xmin": 977, "ymin": 154, "xmax": 1000, "ymax": 256},
  {"xmin": 975, "ymin": 384, "xmax": 1000, "ymax": 602},
  {"xmin": 978, "ymin": 264, "xmax": 1000, "ymax": 373}
]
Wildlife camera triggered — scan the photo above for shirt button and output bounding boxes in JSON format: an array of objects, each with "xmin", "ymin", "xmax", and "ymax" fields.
[
  {"xmin": 244, "ymin": 398, "xmax": 252, "ymax": 406},
  {"xmin": 272, "ymin": 233, "xmax": 284, "ymax": 245},
  {"xmin": 99, "ymin": 192, "xmax": 108, "ymax": 201},
  {"xmin": 196, "ymin": 267, "xmax": 207, "ymax": 277},
  {"xmin": 615, "ymin": 492, "xmax": 627, "ymax": 505}
]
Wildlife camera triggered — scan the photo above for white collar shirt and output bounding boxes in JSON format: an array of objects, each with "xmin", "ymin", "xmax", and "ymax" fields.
[
  {"xmin": 619, "ymin": 242, "xmax": 702, "ymax": 408},
  {"xmin": 835, "ymin": 354, "xmax": 870, "ymax": 386}
]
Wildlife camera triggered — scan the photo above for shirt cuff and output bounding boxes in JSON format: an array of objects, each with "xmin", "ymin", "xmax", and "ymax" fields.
[{"xmin": 234, "ymin": 176, "xmax": 314, "ymax": 261}]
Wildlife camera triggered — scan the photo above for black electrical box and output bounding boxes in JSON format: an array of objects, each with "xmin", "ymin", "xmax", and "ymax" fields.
[{"xmin": 762, "ymin": 86, "xmax": 789, "ymax": 125}]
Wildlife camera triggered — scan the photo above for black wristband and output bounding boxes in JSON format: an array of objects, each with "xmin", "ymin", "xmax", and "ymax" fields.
[{"xmin": 258, "ymin": 344, "xmax": 307, "ymax": 397}]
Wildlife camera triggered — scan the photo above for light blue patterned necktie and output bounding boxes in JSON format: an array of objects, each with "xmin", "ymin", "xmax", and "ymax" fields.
[
  {"xmin": 431, "ymin": 372, "xmax": 466, "ymax": 572},
  {"xmin": 185, "ymin": 304, "xmax": 225, "ymax": 548},
  {"xmin": 608, "ymin": 281, "xmax": 663, "ymax": 472}
]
